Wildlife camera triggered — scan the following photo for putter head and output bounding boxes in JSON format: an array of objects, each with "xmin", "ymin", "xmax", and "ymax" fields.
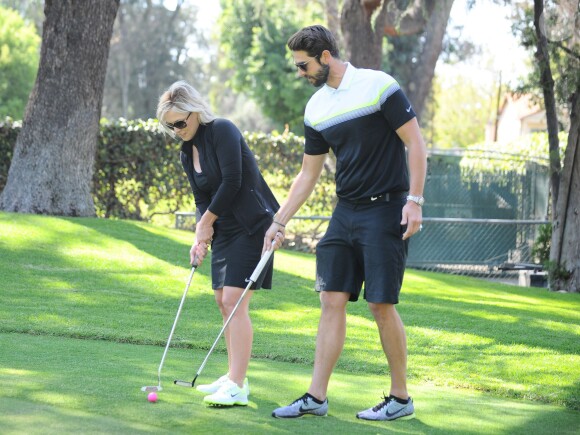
[
  {"xmin": 141, "ymin": 385, "xmax": 162, "ymax": 393},
  {"xmin": 174, "ymin": 374, "xmax": 198, "ymax": 388}
]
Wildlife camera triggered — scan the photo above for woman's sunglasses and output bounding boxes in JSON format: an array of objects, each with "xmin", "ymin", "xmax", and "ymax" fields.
[
  {"xmin": 165, "ymin": 112, "xmax": 192, "ymax": 130},
  {"xmin": 294, "ymin": 55, "xmax": 319, "ymax": 72}
]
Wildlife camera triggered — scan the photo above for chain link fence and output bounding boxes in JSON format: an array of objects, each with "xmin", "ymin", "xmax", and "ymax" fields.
[
  {"xmin": 407, "ymin": 218, "xmax": 549, "ymax": 282},
  {"xmin": 174, "ymin": 150, "xmax": 551, "ymax": 285}
]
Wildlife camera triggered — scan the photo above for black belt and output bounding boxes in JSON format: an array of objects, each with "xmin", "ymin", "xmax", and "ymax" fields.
[{"xmin": 342, "ymin": 192, "xmax": 407, "ymax": 205}]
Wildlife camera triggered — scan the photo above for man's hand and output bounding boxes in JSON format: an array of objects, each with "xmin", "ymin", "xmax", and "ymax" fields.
[
  {"xmin": 401, "ymin": 201, "xmax": 423, "ymax": 240},
  {"xmin": 263, "ymin": 222, "xmax": 285, "ymax": 254}
]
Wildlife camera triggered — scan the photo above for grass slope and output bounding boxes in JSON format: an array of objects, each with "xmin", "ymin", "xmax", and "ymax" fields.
[{"xmin": 0, "ymin": 212, "xmax": 579, "ymax": 433}]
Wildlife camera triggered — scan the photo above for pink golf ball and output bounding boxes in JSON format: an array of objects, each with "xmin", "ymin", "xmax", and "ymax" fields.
[{"xmin": 147, "ymin": 392, "xmax": 158, "ymax": 403}]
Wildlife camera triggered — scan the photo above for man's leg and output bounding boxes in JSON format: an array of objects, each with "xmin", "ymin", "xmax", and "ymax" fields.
[
  {"xmin": 308, "ymin": 290, "xmax": 350, "ymax": 401},
  {"xmin": 271, "ymin": 290, "xmax": 349, "ymax": 418},
  {"xmin": 355, "ymin": 302, "xmax": 414, "ymax": 421},
  {"xmin": 368, "ymin": 302, "xmax": 408, "ymax": 398}
]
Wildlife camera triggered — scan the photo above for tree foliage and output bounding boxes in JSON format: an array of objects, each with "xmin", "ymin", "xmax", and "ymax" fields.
[
  {"xmin": 427, "ymin": 74, "xmax": 493, "ymax": 149},
  {"xmin": 103, "ymin": 0, "xmax": 206, "ymax": 120},
  {"xmin": 460, "ymin": 132, "xmax": 567, "ymax": 178},
  {"xmin": 513, "ymin": 1, "xmax": 579, "ymax": 113},
  {"xmin": 0, "ymin": 5, "xmax": 40, "ymax": 119},
  {"xmin": 218, "ymin": 0, "xmax": 323, "ymax": 132}
]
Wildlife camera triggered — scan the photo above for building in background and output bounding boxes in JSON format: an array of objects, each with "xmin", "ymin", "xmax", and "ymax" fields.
[{"xmin": 487, "ymin": 93, "xmax": 547, "ymax": 143}]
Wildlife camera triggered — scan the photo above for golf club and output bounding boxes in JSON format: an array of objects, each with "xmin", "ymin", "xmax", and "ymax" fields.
[
  {"xmin": 141, "ymin": 262, "xmax": 198, "ymax": 393},
  {"xmin": 174, "ymin": 241, "xmax": 275, "ymax": 388}
]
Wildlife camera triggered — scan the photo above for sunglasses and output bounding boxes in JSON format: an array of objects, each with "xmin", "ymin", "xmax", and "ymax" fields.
[
  {"xmin": 165, "ymin": 112, "xmax": 192, "ymax": 130},
  {"xmin": 294, "ymin": 55, "xmax": 319, "ymax": 72}
]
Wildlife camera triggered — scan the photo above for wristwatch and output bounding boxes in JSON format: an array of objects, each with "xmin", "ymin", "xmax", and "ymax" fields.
[{"xmin": 407, "ymin": 195, "xmax": 425, "ymax": 206}]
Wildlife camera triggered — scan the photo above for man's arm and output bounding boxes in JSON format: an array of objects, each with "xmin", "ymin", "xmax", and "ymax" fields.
[
  {"xmin": 396, "ymin": 117, "xmax": 427, "ymax": 240},
  {"xmin": 263, "ymin": 153, "xmax": 327, "ymax": 252}
]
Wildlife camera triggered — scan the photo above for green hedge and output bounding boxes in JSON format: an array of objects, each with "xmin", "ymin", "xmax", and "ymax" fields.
[
  {"xmin": 0, "ymin": 118, "xmax": 336, "ymax": 223},
  {"xmin": 95, "ymin": 118, "xmax": 192, "ymax": 220}
]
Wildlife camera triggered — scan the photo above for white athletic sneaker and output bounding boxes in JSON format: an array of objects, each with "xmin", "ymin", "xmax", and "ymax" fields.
[
  {"xmin": 203, "ymin": 379, "xmax": 248, "ymax": 406},
  {"xmin": 356, "ymin": 395, "xmax": 415, "ymax": 421},
  {"xmin": 196, "ymin": 374, "xmax": 250, "ymax": 395}
]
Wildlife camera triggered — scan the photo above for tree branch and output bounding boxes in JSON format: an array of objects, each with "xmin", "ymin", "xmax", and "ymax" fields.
[{"xmin": 547, "ymin": 39, "xmax": 580, "ymax": 60}]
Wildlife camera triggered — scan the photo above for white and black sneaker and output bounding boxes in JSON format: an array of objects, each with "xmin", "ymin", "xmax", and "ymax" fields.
[
  {"xmin": 203, "ymin": 379, "xmax": 248, "ymax": 406},
  {"xmin": 272, "ymin": 393, "xmax": 328, "ymax": 418},
  {"xmin": 356, "ymin": 395, "xmax": 415, "ymax": 421}
]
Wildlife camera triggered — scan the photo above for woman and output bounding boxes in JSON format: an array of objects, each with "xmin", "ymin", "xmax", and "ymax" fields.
[{"xmin": 157, "ymin": 80, "xmax": 283, "ymax": 406}]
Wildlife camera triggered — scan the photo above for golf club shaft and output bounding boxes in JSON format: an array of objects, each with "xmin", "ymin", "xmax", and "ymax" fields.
[
  {"xmin": 178, "ymin": 243, "xmax": 275, "ymax": 386},
  {"xmin": 156, "ymin": 265, "xmax": 196, "ymax": 385}
]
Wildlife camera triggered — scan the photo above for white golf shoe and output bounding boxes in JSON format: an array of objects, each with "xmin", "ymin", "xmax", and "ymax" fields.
[
  {"xmin": 203, "ymin": 379, "xmax": 249, "ymax": 406},
  {"xmin": 196, "ymin": 374, "xmax": 249, "ymax": 395}
]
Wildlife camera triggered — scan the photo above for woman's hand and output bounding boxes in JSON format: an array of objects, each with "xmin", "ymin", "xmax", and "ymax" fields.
[
  {"xmin": 190, "ymin": 238, "xmax": 209, "ymax": 266},
  {"xmin": 195, "ymin": 221, "xmax": 214, "ymax": 247}
]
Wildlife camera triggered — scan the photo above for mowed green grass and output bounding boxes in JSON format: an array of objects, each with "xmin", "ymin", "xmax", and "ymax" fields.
[{"xmin": 0, "ymin": 211, "xmax": 579, "ymax": 434}]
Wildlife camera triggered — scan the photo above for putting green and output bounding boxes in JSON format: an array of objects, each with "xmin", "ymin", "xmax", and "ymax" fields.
[{"xmin": 1, "ymin": 333, "xmax": 578, "ymax": 434}]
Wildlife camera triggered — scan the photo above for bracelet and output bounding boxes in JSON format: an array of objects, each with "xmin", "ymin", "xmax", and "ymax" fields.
[{"xmin": 273, "ymin": 219, "xmax": 286, "ymax": 228}]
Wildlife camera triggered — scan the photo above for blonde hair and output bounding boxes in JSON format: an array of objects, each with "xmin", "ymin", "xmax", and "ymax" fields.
[{"xmin": 156, "ymin": 80, "xmax": 216, "ymax": 137}]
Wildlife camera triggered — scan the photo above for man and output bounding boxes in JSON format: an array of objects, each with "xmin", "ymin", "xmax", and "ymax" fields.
[{"xmin": 264, "ymin": 25, "xmax": 426, "ymax": 421}]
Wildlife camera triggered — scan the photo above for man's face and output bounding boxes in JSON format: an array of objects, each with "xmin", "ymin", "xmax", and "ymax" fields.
[{"xmin": 293, "ymin": 51, "xmax": 329, "ymax": 87}]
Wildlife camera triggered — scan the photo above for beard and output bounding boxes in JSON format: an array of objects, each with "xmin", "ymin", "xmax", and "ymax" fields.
[{"xmin": 309, "ymin": 64, "xmax": 330, "ymax": 87}]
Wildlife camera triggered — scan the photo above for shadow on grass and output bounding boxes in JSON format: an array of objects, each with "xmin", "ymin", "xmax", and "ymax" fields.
[{"xmin": 1, "ymin": 333, "xmax": 579, "ymax": 435}]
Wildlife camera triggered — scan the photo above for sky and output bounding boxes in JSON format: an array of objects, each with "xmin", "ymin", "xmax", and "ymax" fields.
[{"xmin": 442, "ymin": 0, "xmax": 530, "ymax": 87}]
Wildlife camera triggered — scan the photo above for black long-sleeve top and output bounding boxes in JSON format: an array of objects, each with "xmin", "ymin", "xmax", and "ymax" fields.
[{"xmin": 180, "ymin": 118, "xmax": 279, "ymax": 235}]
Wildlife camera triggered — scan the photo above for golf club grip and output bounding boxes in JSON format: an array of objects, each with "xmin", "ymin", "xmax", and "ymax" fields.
[
  {"xmin": 191, "ymin": 254, "xmax": 199, "ymax": 268},
  {"xmin": 249, "ymin": 242, "xmax": 275, "ymax": 282}
]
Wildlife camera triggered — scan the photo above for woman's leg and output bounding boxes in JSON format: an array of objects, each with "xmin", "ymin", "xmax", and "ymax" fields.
[
  {"xmin": 213, "ymin": 289, "xmax": 232, "ymax": 372},
  {"xmin": 220, "ymin": 286, "xmax": 254, "ymax": 387}
]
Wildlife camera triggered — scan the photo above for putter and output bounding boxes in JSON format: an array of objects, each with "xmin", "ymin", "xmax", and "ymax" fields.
[
  {"xmin": 141, "ymin": 262, "xmax": 198, "ymax": 393},
  {"xmin": 174, "ymin": 241, "xmax": 275, "ymax": 388}
]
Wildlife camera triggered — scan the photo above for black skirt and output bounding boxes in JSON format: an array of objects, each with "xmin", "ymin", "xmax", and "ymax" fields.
[{"xmin": 209, "ymin": 220, "xmax": 273, "ymax": 290}]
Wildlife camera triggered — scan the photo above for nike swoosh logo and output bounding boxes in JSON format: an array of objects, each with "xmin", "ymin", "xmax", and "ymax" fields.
[
  {"xmin": 406, "ymin": 105, "xmax": 412, "ymax": 112},
  {"xmin": 370, "ymin": 196, "xmax": 378, "ymax": 201},
  {"xmin": 230, "ymin": 393, "xmax": 240, "ymax": 397},
  {"xmin": 385, "ymin": 408, "xmax": 405, "ymax": 418},
  {"xmin": 299, "ymin": 405, "xmax": 318, "ymax": 413}
]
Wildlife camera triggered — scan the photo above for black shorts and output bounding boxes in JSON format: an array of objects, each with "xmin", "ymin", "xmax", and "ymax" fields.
[
  {"xmin": 210, "ymin": 222, "xmax": 273, "ymax": 290},
  {"xmin": 315, "ymin": 198, "xmax": 408, "ymax": 303}
]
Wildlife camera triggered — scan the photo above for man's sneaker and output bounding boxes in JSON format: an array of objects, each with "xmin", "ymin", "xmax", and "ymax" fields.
[
  {"xmin": 203, "ymin": 379, "xmax": 248, "ymax": 406},
  {"xmin": 272, "ymin": 393, "xmax": 328, "ymax": 418},
  {"xmin": 196, "ymin": 374, "xmax": 250, "ymax": 395},
  {"xmin": 356, "ymin": 395, "xmax": 415, "ymax": 421}
]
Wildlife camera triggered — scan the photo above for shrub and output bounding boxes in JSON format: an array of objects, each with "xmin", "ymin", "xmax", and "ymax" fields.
[{"xmin": 0, "ymin": 119, "xmax": 336, "ymax": 239}]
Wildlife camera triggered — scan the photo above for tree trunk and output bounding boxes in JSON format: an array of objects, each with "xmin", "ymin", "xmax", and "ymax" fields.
[
  {"xmin": 340, "ymin": 0, "xmax": 453, "ymax": 119},
  {"xmin": 550, "ymin": 90, "xmax": 580, "ymax": 293},
  {"xmin": 534, "ymin": 0, "xmax": 562, "ymax": 215},
  {"xmin": 406, "ymin": 0, "xmax": 454, "ymax": 120},
  {"xmin": 325, "ymin": 0, "xmax": 345, "ymax": 54},
  {"xmin": 0, "ymin": 0, "xmax": 119, "ymax": 216},
  {"xmin": 341, "ymin": 0, "xmax": 390, "ymax": 69}
]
